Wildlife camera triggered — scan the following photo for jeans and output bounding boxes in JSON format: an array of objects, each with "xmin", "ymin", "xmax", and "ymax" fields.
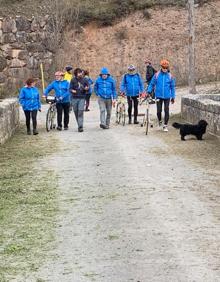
[
  {"xmin": 24, "ymin": 110, "xmax": 38, "ymax": 131},
  {"xmin": 72, "ymin": 98, "xmax": 85, "ymax": 128},
  {"xmin": 56, "ymin": 102, "xmax": 70, "ymax": 128},
  {"xmin": 127, "ymin": 96, "xmax": 139, "ymax": 121},
  {"xmin": 156, "ymin": 98, "xmax": 170, "ymax": 125},
  {"xmin": 98, "ymin": 97, "xmax": 112, "ymax": 126}
]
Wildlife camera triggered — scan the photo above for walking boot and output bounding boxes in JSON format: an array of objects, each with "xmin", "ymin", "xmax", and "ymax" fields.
[
  {"xmin": 27, "ymin": 129, "xmax": 31, "ymax": 135},
  {"xmin": 128, "ymin": 118, "xmax": 132, "ymax": 125},
  {"xmin": 78, "ymin": 127, "xmax": 84, "ymax": 132},
  {"xmin": 134, "ymin": 119, "xmax": 139, "ymax": 124},
  {"xmin": 33, "ymin": 129, "xmax": 39, "ymax": 135},
  {"xmin": 100, "ymin": 124, "xmax": 107, "ymax": 129}
]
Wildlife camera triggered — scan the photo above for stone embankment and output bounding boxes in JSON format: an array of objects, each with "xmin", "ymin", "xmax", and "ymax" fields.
[
  {"xmin": 182, "ymin": 94, "xmax": 220, "ymax": 136},
  {"xmin": 0, "ymin": 16, "xmax": 55, "ymax": 92},
  {"xmin": 0, "ymin": 98, "xmax": 19, "ymax": 144}
]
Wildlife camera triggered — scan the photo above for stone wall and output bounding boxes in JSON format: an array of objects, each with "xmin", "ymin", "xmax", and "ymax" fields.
[
  {"xmin": 0, "ymin": 16, "xmax": 56, "ymax": 94},
  {"xmin": 0, "ymin": 98, "xmax": 19, "ymax": 144},
  {"xmin": 181, "ymin": 94, "xmax": 220, "ymax": 136}
]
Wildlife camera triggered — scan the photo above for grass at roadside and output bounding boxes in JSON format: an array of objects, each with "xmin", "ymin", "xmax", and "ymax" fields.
[
  {"xmin": 0, "ymin": 127, "xmax": 59, "ymax": 280},
  {"xmin": 152, "ymin": 114, "xmax": 220, "ymax": 171}
]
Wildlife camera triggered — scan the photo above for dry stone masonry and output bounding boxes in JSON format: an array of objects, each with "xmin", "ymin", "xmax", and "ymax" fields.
[
  {"xmin": 0, "ymin": 16, "xmax": 55, "ymax": 92},
  {"xmin": 182, "ymin": 94, "xmax": 220, "ymax": 136},
  {"xmin": 0, "ymin": 98, "xmax": 19, "ymax": 144}
]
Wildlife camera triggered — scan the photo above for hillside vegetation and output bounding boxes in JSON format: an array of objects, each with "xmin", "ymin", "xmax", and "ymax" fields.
[{"xmin": 0, "ymin": 0, "xmax": 210, "ymax": 27}]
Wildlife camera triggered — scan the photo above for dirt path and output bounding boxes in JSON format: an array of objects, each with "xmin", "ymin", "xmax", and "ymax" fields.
[{"xmin": 16, "ymin": 86, "xmax": 220, "ymax": 282}]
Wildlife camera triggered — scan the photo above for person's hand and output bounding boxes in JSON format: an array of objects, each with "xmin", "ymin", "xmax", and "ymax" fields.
[
  {"xmin": 71, "ymin": 90, "xmax": 77, "ymax": 94},
  {"xmin": 39, "ymin": 109, "xmax": 42, "ymax": 112},
  {"xmin": 42, "ymin": 95, "xmax": 46, "ymax": 99},
  {"xmin": 171, "ymin": 98, "xmax": 175, "ymax": 104},
  {"xmin": 140, "ymin": 92, "xmax": 147, "ymax": 99},
  {"xmin": 120, "ymin": 92, "xmax": 125, "ymax": 97},
  {"xmin": 112, "ymin": 100, "xmax": 116, "ymax": 107},
  {"xmin": 84, "ymin": 86, "xmax": 89, "ymax": 91}
]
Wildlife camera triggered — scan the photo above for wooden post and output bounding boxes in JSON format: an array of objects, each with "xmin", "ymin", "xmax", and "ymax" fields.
[
  {"xmin": 40, "ymin": 63, "xmax": 45, "ymax": 93},
  {"xmin": 188, "ymin": 0, "xmax": 196, "ymax": 94}
]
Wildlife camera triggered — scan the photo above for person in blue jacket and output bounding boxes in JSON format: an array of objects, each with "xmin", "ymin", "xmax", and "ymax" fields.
[
  {"xmin": 19, "ymin": 78, "xmax": 41, "ymax": 135},
  {"xmin": 94, "ymin": 67, "xmax": 117, "ymax": 129},
  {"xmin": 120, "ymin": 65, "xmax": 144, "ymax": 124},
  {"xmin": 83, "ymin": 70, "xmax": 93, "ymax": 112},
  {"xmin": 147, "ymin": 59, "xmax": 176, "ymax": 132},
  {"xmin": 44, "ymin": 71, "xmax": 70, "ymax": 131}
]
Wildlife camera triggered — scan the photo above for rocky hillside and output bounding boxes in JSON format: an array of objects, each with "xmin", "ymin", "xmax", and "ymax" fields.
[
  {"xmin": 58, "ymin": 0, "xmax": 220, "ymax": 85},
  {"xmin": 0, "ymin": 0, "xmax": 219, "ymax": 97}
]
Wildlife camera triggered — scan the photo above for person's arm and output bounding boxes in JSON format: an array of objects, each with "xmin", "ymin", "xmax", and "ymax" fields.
[
  {"xmin": 112, "ymin": 78, "xmax": 117, "ymax": 100},
  {"xmin": 94, "ymin": 80, "xmax": 98, "ymax": 96},
  {"xmin": 88, "ymin": 78, "xmax": 93, "ymax": 85},
  {"xmin": 44, "ymin": 82, "xmax": 54, "ymax": 97},
  {"xmin": 138, "ymin": 74, "xmax": 144, "ymax": 93},
  {"xmin": 147, "ymin": 74, "xmax": 156, "ymax": 94},
  {"xmin": 84, "ymin": 78, "xmax": 89, "ymax": 91},
  {"xmin": 171, "ymin": 77, "xmax": 176, "ymax": 102},
  {"xmin": 61, "ymin": 81, "xmax": 70, "ymax": 100},
  {"xmin": 19, "ymin": 88, "xmax": 25, "ymax": 107},
  {"xmin": 69, "ymin": 79, "xmax": 77, "ymax": 94},
  {"xmin": 120, "ymin": 75, "xmax": 126, "ymax": 94},
  {"xmin": 37, "ymin": 89, "xmax": 41, "ymax": 110}
]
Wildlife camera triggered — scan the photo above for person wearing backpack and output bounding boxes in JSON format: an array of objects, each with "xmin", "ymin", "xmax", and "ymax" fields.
[
  {"xmin": 120, "ymin": 65, "xmax": 144, "ymax": 124},
  {"xmin": 147, "ymin": 59, "xmax": 176, "ymax": 132},
  {"xmin": 94, "ymin": 67, "xmax": 117, "ymax": 129}
]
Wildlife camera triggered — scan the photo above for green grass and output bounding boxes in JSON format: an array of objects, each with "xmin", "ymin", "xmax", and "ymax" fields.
[{"xmin": 0, "ymin": 127, "xmax": 59, "ymax": 280}]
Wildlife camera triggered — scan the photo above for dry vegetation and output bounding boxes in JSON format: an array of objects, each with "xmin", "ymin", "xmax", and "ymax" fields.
[{"xmin": 0, "ymin": 0, "xmax": 210, "ymax": 27}]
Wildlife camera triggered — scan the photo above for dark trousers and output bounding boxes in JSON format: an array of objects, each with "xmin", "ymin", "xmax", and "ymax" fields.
[
  {"xmin": 157, "ymin": 98, "xmax": 170, "ymax": 125},
  {"xmin": 24, "ymin": 110, "xmax": 37, "ymax": 131},
  {"xmin": 85, "ymin": 94, "xmax": 91, "ymax": 109},
  {"xmin": 56, "ymin": 102, "xmax": 70, "ymax": 128},
  {"xmin": 127, "ymin": 96, "xmax": 139, "ymax": 120}
]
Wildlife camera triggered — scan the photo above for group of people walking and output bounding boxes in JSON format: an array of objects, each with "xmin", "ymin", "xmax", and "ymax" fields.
[{"xmin": 19, "ymin": 59, "xmax": 176, "ymax": 135}]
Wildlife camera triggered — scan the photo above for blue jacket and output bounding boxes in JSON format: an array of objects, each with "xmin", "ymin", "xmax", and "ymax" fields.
[
  {"xmin": 94, "ymin": 76, "xmax": 117, "ymax": 99},
  {"xmin": 19, "ymin": 86, "xmax": 41, "ymax": 111},
  {"xmin": 85, "ymin": 76, "xmax": 93, "ymax": 95},
  {"xmin": 120, "ymin": 73, "xmax": 144, "ymax": 97},
  {"xmin": 44, "ymin": 80, "xmax": 70, "ymax": 103},
  {"xmin": 147, "ymin": 71, "xmax": 176, "ymax": 99}
]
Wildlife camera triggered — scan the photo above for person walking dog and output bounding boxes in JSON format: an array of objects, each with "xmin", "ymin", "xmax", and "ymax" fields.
[{"xmin": 147, "ymin": 59, "xmax": 176, "ymax": 132}]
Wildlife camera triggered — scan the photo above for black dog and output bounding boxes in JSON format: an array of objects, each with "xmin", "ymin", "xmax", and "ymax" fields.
[{"xmin": 172, "ymin": 120, "xmax": 208, "ymax": 141}]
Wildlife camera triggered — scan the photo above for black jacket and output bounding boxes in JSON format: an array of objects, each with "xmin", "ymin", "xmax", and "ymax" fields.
[
  {"xmin": 69, "ymin": 77, "xmax": 89, "ymax": 99},
  {"xmin": 146, "ymin": 64, "xmax": 156, "ymax": 83}
]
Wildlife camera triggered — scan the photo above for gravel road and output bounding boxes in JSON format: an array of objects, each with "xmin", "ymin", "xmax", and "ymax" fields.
[{"xmin": 18, "ymin": 85, "xmax": 220, "ymax": 282}]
